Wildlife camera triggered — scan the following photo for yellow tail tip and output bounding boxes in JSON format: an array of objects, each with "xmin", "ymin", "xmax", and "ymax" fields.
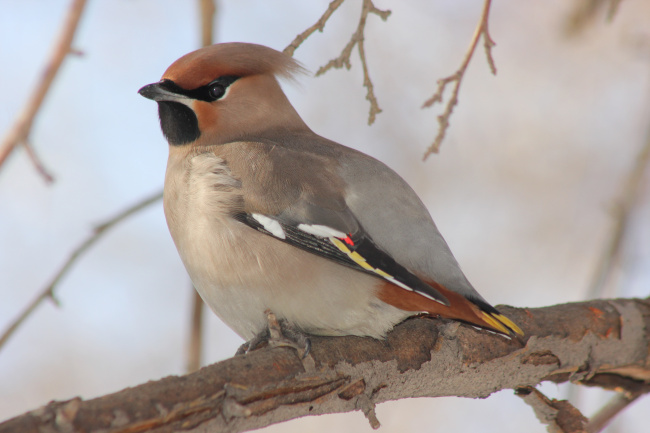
[
  {"xmin": 493, "ymin": 313, "xmax": 524, "ymax": 336},
  {"xmin": 481, "ymin": 312, "xmax": 509, "ymax": 334},
  {"xmin": 481, "ymin": 312, "xmax": 524, "ymax": 336}
]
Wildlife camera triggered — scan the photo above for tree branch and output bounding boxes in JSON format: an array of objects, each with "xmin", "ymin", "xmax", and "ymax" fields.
[
  {"xmin": 517, "ymin": 387, "xmax": 589, "ymax": 433},
  {"xmin": 0, "ymin": 191, "xmax": 163, "ymax": 353},
  {"xmin": 0, "ymin": 0, "xmax": 88, "ymax": 178},
  {"xmin": 187, "ymin": 288, "xmax": 205, "ymax": 373},
  {"xmin": 564, "ymin": 0, "xmax": 624, "ymax": 37},
  {"xmin": 586, "ymin": 122, "xmax": 650, "ymax": 298},
  {"xmin": 315, "ymin": 0, "xmax": 391, "ymax": 125},
  {"xmin": 198, "ymin": 0, "xmax": 216, "ymax": 48},
  {"xmin": 2, "ymin": 298, "xmax": 648, "ymax": 433},
  {"xmin": 283, "ymin": 0, "xmax": 346, "ymax": 57},
  {"xmin": 422, "ymin": 0, "xmax": 496, "ymax": 159},
  {"xmin": 22, "ymin": 140, "xmax": 55, "ymax": 184},
  {"xmin": 184, "ymin": 0, "xmax": 218, "ymax": 375},
  {"xmin": 586, "ymin": 390, "xmax": 643, "ymax": 433}
]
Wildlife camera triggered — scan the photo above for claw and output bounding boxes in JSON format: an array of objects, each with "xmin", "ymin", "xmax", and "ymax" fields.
[
  {"xmin": 235, "ymin": 327, "xmax": 270, "ymax": 355},
  {"xmin": 234, "ymin": 309, "xmax": 312, "ymax": 361},
  {"xmin": 301, "ymin": 338, "xmax": 312, "ymax": 359},
  {"xmin": 235, "ymin": 342, "xmax": 249, "ymax": 356}
]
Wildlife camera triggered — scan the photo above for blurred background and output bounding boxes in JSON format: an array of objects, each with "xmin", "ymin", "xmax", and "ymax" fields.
[{"xmin": 1, "ymin": 0, "xmax": 649, "ymax": 432}]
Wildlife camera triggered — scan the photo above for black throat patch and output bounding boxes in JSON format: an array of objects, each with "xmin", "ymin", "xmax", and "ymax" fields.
[{"xmin": 158, "ymin": 101, "xmax": 200, "ymax": 145}]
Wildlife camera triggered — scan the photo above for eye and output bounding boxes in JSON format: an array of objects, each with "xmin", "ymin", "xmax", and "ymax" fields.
[
  {"xmin": 197, "ymin": 76, "xmax": 239, "ymax": 102},
  {"xmin": 207, "ymin": 82, "xmax": 226, "ymax": 101}
]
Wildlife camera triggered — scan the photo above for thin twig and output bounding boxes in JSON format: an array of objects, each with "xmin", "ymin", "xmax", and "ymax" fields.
[
  {"xmin": 22, "ymin": 141, "xmax": 55, "ymax": 184},
  {"xmin": 586, "ymin": 121, "xmax": 650, "ymax": 299},
  {"xmin": 187, "ymin": 289, "xmax": 204, "ymax": 373},
  {"xmin": 315, "ymin": 0, "xmax": 391, "ymax": 125},
  {"xmin": 516, "ymin": 386, "xmax": 589, "ymax": 433},
  {"xmin": 199, "ymin": 0, "xmax": 216, "ymax": 48},
  {"xmin": 0, "ymin": 0, "xmax": 87, "ymax": 176},
  {"xmin": 422, "ymin": 0, "xmax": 496, "ymax": 159},
  {"xmin": 0, "ymin": 191, "xmax": 163, "ymax": 353},
  {"xmin": 606, "ymin": 0, "xmax": 623, "ymax": 21},
  {"xmin": 586, "ymin": 391, "xmax": 643, "ymax": 433},
  {"xmin": 185, "ymin": 0, "xmax": 217, "ymax": 374},
  {"xmin": 564, "ymin": 0, "xmax": 623, "ymax": 37},
  {"xmin": 283, "ymin": 0, "xmax": 346, "ymax": 57}
]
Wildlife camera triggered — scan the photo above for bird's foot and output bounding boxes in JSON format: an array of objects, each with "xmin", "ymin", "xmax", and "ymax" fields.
[
  {"xmin": 265, "ymin": 309, "xmax": 313, "ymax": 359},
  {"xmin": 235, "ymin": 328, "xmax": 269, "ymax": 356},
  {"xmin": 236, "ymin": 309, "xmax": 312, "ymax": 359}
]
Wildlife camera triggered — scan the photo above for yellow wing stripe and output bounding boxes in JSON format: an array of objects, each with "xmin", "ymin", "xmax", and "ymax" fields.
[
  {"xmin": 330, "ymin": 237, "xmax": 398, "ymax": 279},
  {"xmin": 330, "ymin": 237, "xmax": 524, "ymax": 336},
  {"xmin": 373, "ymin": 268, "xmax": 392, "ymax": 278},
  {"xmin": 331, "ymin": 238, "xmax": 351, "ymax": 254},
  {"xmin": 348, "ymin": 251, "xmax": 375, "ymax": 270}
]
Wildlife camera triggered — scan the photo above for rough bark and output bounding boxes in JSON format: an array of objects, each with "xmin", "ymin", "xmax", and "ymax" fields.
[{"xmin": 2, "ymin": 298, "xmax": 649, "ymax": 433}]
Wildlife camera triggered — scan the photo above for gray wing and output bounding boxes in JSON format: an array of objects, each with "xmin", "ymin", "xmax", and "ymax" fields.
[
  {"xmin": 228, "ymin": 134, "xmax": 478, "ymax": 305},
  {"xmin": 233, "ymin": 187, "xmax": 450, "ymax": 306},
  {"xmin": 336, "ymin": 146, "xmax": 488, "ymax": 304}
]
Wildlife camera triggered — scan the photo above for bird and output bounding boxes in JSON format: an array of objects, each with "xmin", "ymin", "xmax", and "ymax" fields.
[{"xmin": 138, "ymin": 42, "xmax": 523, "ymax": 352}]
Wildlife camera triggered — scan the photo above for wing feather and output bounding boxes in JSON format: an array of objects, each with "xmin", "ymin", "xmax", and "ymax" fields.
[{"xmin": 233, "ymin": 211, "xmax": 450, "ymax": 306}]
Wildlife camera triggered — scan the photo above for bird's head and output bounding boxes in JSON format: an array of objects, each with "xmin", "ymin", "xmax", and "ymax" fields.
[{"xmin": 139, "ymin": 42, "xmax": 308, "ymax": 147}]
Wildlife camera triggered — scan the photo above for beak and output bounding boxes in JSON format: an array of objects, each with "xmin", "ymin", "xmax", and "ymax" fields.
[{"xmin": 138, "ymin": 81, "xmax": 187, "ymax": 103}]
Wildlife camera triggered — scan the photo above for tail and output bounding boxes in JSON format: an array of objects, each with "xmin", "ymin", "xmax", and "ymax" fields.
[
  {"xmin": 377, "ymin": 279, "xmax": 524, "ymax": 339},
  {"xmin": 472, "ymin": 299, "xmax": 524, "ymax": 338}
]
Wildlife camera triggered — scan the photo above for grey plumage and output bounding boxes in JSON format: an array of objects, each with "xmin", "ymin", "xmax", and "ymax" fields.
[{"xmin": 139, "ymin": 42, "xmax": 523, "ymax": 342}]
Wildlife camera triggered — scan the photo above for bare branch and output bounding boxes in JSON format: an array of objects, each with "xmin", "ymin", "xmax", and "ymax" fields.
[
  {"xmin": 0, "ymin": 191, "xmax": 163, "ymax": 353},
  {"xmin": 315, "ymin": 0, "xmax": 391, "ymax": 125},
  {"xmin": 22, "ymin": 141, "xmax": 54, "ymax": 184},
  {"xmin": 283, "ymin": 0, "xmax": 346, "ymax": 57},
  {"xmin": 517, "ymin": 387, "xmax": 589, "ymax": 433},
  {"xmin": 481, "ymin": 3, "xmax": 497, "ymax": 75},
  {"xmin": 564, "ymin": 0, "xmax": 624, "ymax": 37},
  {"xmin": 0, "ymin": 0, "xmax": 88, "ymax": 173},
  {"xmin": 198, "ymin": 0, "xmax": 216, "ymax": 48},
  {"xmin": 183, "ymin": 0, "xmax": 218, "ymax": 376},
  {"xmin": 586, "ymin": 391, "xmax": 643, "ymax": 433},
  {"xmin": 422, "ymin": 0, "xmax": 496, "ymax": 159},
  {"xmin": 187, "ymin": 290, "xmax": 205, "ymax": 373},
  {"xmin": 586, "ymin": 121, "xmax": 650, "ymax": 298},
  {"xmin": 606, "ymin": 0, "xmax": 623, "ymax": 21},
  {"xmin": 282, "ymin": 0, "xmax": 390, "ymax": 124},
  {"xmin": 2, "ymin": 299, "xmax": 649, "ymax": 433}
]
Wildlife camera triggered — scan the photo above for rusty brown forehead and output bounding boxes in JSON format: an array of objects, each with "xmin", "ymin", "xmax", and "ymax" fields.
[
  {"xmin": 162, "ymin": 52, "xmax": 242, "ymax": 89},
  {"xmin": 161, "ymin": 44, "xmax": 287, "ymax": 90}
]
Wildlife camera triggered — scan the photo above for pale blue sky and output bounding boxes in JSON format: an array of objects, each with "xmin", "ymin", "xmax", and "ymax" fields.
[{"xmin": 1, "ymin": 1, "xmax": 649, "ymax": 432}]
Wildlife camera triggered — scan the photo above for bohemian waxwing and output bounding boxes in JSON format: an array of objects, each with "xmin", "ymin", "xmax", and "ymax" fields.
[{"xmin": 139, "ymin": 42, "xmax": 523, "ymax": 349}]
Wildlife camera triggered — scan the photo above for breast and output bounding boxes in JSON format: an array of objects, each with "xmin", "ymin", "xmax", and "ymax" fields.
[
  {"xmin": 162, "ymin": 149, "xmax": 412, "ymax": 341},
  {"xmin": 163, "ymin": 151, "xmax": 266, "ymax": 337}
]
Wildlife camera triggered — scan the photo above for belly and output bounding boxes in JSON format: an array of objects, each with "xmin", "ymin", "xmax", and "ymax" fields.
[
  {"xmin": 170, "ymin": 212, "xmax": 409, "ymax": 340},
  {"xmin": 163, "ymin": 151, "xmax": 410, "ymax": 341}
]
